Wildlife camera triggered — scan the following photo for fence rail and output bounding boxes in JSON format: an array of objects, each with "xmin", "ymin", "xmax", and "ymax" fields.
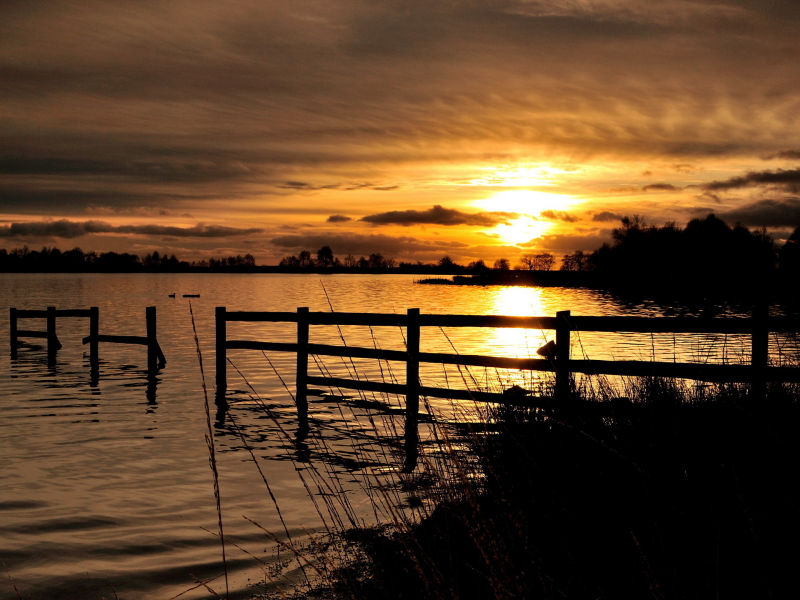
[
  {"xmin": 10, "ymin": 306, "xmax": 166, "ymax": 370},
  {"xmin": 215, "ymin": 305, "xmax": 800, "ymax": 471}
]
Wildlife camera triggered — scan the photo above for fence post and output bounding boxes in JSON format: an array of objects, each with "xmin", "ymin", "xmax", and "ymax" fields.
[
  {"xmin": 46, "ymin": 306, "xmax": 62, "ymax": 354},
  {"xmin": 404, "ymin": 308, "xmax": 421, "ymax": 472},
  {"xmin": 296, "ymin": 307, "xmax": 309, "ymax": 426},
  {"xmin": 555, "ymin": 310, "xmax": 571, "ymax": 401},
  {"xmin": 146, "ymin": 306, "xmax": 158, "ymax": 371},
  {"xmin": 89, "ymin": 307, "xmax": 99, "ymax": 364},
  {"xmin": 215, "ymin": 307, "xmax": 227, "ymax": 395},
  {"xmin": 751, "ymin": 302, "xmax": 768, "ymax": 399},
  {"xmin": 10, "ymin": 307, "xmax": 17, "ymax": 355}
]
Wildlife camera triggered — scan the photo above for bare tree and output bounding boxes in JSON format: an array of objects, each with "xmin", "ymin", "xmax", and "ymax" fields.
[
  {"xmin": 535, "ymin": 252, "xmax": 555, "ymax": 271},
  {"xmin": 519, "ymin": 253, "xmax": 536, "ymax": 270}
]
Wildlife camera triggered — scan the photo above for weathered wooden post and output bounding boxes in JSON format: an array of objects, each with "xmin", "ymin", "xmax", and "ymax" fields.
[
  {"xmin": 404, "ymin": 308, "xmax": 421, "ymax": 472},
  {"xmin": 751, "ymin": 302, "xmax": 768, "ymax": 399},
  {"xmin": 555, "ymin": 310, "xmax": 571, "ymax": 401},
  {"xmin": 10, "ymin": 307, "xmax": 18, "ymax": 355},
  {"xmin": 89, "ymin": 306, "xmax": 99, "ymax": 364},
  {"xmin": 296, "ymin": 307, "xmax": 309, "ymax": 426},
  {"xmin": 146, "ymin": 306, "xmax": 158, "ymax": 371},
  {"xmin": 46, "ymin": 306, "xmax": 62, "ymax": 354},
  {"xmin": 215, "ymin": 306, "xmax": 227, "ymax": 395}
]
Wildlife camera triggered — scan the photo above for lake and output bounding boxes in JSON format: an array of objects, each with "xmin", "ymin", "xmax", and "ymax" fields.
[{"xmin": 0, "ymin": 273, "xmax": 795, "ymax": 599}]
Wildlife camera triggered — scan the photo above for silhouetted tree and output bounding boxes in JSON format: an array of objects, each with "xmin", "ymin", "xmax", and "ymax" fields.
[
  {"xmin": 317, "ymin": 246, "xmax": 335, "ymax": 267},
  {"xmin": 494, "ymin": 258, "xmax": 510, "ymax": 270},
  {"xmin": 588, "ymin": 213, "xmax": 777, "ymax": 294},
  {"xmin": 779, "ymin": 226, "xmax": 800, "ymax": 274},
  {"xmin": 298, "ymin": 250, "xmax": 313, "ymax": 267},
  {"xmin": 519, "ymin": 252, "xmax": 555, "ymax": 271},
  {"xmin": 468, "ymin": 259, "xmax": 488, "ymax": 271},
  {"xmin": 560, "ymin": 250, "xmax": 589, "ymax": 271}
]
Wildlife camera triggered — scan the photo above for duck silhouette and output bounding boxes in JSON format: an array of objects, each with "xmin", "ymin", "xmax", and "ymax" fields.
[{"xmin": 168, "ymin": 293, "xmax": 176, "ymax": 298}]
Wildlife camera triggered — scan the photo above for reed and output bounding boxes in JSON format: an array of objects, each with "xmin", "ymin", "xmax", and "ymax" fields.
[
  {"xmin": 189, "ymin": 301, "xmax": 229, "ymax": 599},
  {"xmin": 197, "ymin": 302, "xmax": 800, "ymax": 600}
]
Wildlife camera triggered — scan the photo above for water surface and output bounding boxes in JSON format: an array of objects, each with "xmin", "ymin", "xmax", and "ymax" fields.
[{"xmin": 0, "ymin": 273, "xmax": 794, "ymax": 599}]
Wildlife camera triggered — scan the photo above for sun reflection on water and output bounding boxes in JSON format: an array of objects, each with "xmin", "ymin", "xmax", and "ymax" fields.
[{"xmin": 486, "ymin": 286, "xmax": 552, "ymax": 359}]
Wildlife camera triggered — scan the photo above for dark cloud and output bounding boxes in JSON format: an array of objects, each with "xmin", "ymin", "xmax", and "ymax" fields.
[
  {"xmin": 279, "ymin": 182, "xmax": 344, "ymax": 191},
  {"xmin": 520, "ymin": 231, "xmax": 613, "ymax": 253},
  {"xmin": 671, "ymin": 164, "xmax": 698, "ymax": 173},
  {"xmin": 696, "ymin": 192, "xmax": 722, "ymax": 204},
  {"xmin": 762, "ymin": 150, "xmax": 800, "ymax": 160},
  {"xmin": 643, "ymin": 183, "xmax": 680, "ymax": 191},
  {"xmin": 718, "ymin": 197, "xmax": 800, "ymax": 228},
  {"xmin": 539, "ymin": 209, "xmax": 578, "ymax": 223},
  {"xmin": 0, "ymin": 219, "xmax": 262, "ymax": 239},
  {"xmin": 278, "ymin": 181, "xmax": 396, "ymax": 192},
  {"xmin": 361, "ymin": 205, "xmax": 518, "ymax": 227},
  {"xmin": 592, "ymin": 211, "xmax": 624, "ymax": 223},
  {"xmin": 702, "ymin": 169, "xmax": 800, "ymax": 193},
  {"xmin": 326, "ymin": 215, "xmax": 352, "ymax": 223}
]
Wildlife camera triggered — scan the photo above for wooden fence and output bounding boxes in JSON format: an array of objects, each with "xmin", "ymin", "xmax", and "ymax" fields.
[
  {"xmin": 10, "ymin": 306, "xmax": 166, "ymax": 370},
  {"xmin": 216, "ymin": 306, "xmax": 800, "ymax": 470}
]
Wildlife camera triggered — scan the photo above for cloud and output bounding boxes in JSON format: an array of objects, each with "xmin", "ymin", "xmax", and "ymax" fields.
[
  {"xmin": 696, "ymin": 191, "xmax": 722, "ymax": 204},
  {"xmin": 717, "ymin": 198, "xmax": 800, "ymax": 228},
  {"xmin": 762, "ymin": 150, "xmax": 800, "ymax": 160},
  {"xmin": 592, "ymin": 211, "xmax": 624, "ymax": 222},
  {"xmin": 85, "ymin": 206, "xmax": 191, "ymax": 218},
  {"xmin": 702, "ymin": 169, "xmax": 800, "ymax": 193},
  {"xmin": 519, "ymin": 231, "xmax": 613, "ymax": 253},
  {"xmin": 642, "ymin": 183, "xmax": 679, "ymax": 191},
  {"xmin": 361, "ymin": 205, "xmax": 518, "ymax": 227},
  {"xmin": 0, "ymin": 219, "xmax": 263, "ymax": 239},
  {"xmin": 539, "ymin": 209, "xmax": 578, "ymax": 223},
  {"xmin": 278, "ymin": 181, "xmax": 395, "ymax": 192},
  {"xmin": 326, "ymin": 215, "xmax": 352, "ymax": 223}
]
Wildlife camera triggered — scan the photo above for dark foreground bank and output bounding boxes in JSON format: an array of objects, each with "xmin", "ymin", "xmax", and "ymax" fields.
[{"xmin": 285, "ymin": 379, "xmax": 800, "ymax": 600}]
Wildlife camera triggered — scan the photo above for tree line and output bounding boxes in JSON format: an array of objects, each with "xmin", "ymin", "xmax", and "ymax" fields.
[
  {"xmin": 277, "ymin": 246, "xmax": 563, "ymax": 272},
  {"xmin": 556, "ymin": 215, "xmax": 800, "ymax": 294},
  {"xmin": 0, "ymin": 246, "xmax": 257, "ymax": 272},
  {"xmin": 278, "ymin": 247, "xmax": 396, "ymax": 269},
  {"xmin": 3, "ymin": 214, "xmax": 797, "ymax": 282}
]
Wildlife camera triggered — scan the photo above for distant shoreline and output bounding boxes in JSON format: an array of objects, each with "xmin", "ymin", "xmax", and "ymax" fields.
[{"xmin": 0, "ymin": 266, "xmax": 470, "ymax": 275}]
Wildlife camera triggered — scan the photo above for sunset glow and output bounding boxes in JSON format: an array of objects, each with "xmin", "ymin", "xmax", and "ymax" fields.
[
  {"xmin": 473, "ymin": 190, "xmax": 580, "ymax": 217},
  {"xmin": 1, "ymin": 1, "xmax": 799, "ymax": 264},
  {"xmin": 493, "ymin": 217, "xmax": 551, "ymax": 245}
]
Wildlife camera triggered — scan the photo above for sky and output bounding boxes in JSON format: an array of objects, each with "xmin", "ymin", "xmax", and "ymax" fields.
[{"xmin": 2, "ymin": 0, "xmax": 800, "ymax": 265}]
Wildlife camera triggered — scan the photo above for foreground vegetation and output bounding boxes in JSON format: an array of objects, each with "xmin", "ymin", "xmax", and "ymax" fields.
[{"xmin": 264, "ymin": 377, "xmax": 800, "ymax": 600}]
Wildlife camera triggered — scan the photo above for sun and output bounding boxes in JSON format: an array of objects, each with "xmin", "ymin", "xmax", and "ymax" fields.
[
  {"xmin": 493, "ymin": 216, "xmax": 551, "ymax": 245},
  {"xmin": 472, "ymin": 190, "xmax": 578, "ymax": 216},
  {"xmin": 472, "ymin": 190, "xmax": 580, "ymax": 245}
]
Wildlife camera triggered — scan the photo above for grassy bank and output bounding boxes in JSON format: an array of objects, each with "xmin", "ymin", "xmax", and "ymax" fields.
[{"xmin": 288, "ymin": 378, "xmax": 800, "ymax": 600}]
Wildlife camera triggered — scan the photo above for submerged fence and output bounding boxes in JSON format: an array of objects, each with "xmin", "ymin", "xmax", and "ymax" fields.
[
  {"xmin": 10, "ymin": 306, "xmax": 166, "ymax": 370},
  {"xmin": 216, "ymin": 306, "xmax": 800, "ymax": 470}
]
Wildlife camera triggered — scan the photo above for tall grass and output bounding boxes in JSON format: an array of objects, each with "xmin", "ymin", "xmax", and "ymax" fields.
[
  {"xmin": 196, "ymin": 305, "xmax": 800, "ymax": 600},
  {"xmin": 285, "ymin": 377, "xmax": 800, "ymax": 600}
]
